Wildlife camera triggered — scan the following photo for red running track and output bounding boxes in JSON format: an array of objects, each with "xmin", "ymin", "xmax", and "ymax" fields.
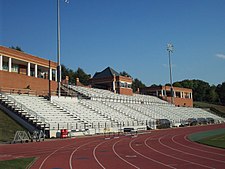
[{"xmin": 1, "ymin": 124, "xmax": 225, "ymax": 169}]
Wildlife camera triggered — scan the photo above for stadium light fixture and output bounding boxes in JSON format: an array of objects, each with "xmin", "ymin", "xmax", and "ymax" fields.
[
  {"xmin": 167, "ymin": 43, "xmax": 174, "ymax": 104},
  {"xmin": 57, "ymin": 0, "xmax": 69, "ymax": 97}
]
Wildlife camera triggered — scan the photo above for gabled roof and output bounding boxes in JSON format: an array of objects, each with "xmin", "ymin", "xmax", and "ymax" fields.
[{"xmin": 93, "ymin": 67, "xmax": 120, "ymax": 78}]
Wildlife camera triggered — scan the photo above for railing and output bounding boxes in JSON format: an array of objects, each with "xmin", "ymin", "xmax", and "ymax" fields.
[
  {"xmin": 0, "ymin": 92, "xmax": 50, "ymax": 128},
  {"xmin": 0, "ymin": 87, "xmax": 58, "ymax": 97}
]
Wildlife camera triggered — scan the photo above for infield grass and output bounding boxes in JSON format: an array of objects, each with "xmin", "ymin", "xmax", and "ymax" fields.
[
  {"xmin": 197, "ymin": 133, "xmax": 225, "ymax": 149},
  {"xmin": 0, "ymin": 157, "xmax": 35, "ymax": 169},
  {"xmin": 189, "ymin": 128, "xmax": 225, "ymax": 149}
]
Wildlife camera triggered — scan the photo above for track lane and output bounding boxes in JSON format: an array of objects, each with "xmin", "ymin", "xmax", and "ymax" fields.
[
  {"xmin": 173, "ymin": 134, "xmax": 225, "ymax": 158},
  {"xmin": 159, "ymin": 134, "xmax": 223, "ymax": 168},
  {"xmin": 1, "ymin": 124, "xmax": 225, "ymax": 169}
]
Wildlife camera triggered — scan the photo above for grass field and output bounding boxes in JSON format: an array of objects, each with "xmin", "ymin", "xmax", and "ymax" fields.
[
  {"xmin": 197, "ymin": 133, "xmax": 225, "ymax": 149},
  {"xmin": 188, "ymin": 128, "xmax": 225, "ymax": 149},
  {"xmin": 194, "ymin": 102, "xmax": 225, "ymax": 117},
  {"xmin": 0, "ymin": 109, "xmax": 26, "ymax": 143},
  {"xmin": 0, "ymin": 157, "xmax": 35, "ymax": 169}
]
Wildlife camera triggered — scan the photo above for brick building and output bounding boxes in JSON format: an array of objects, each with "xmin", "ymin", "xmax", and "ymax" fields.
[
  {"xmin": 0, "ymin": 46, "xmax": 57, "ymax": 95},
  {"xmin": 140, "ymin": 86, "xmax": 193, "ymax": 107},
  {"xmin": 89, "ymin": 67, "xmax": 133, "ymax": 95}
]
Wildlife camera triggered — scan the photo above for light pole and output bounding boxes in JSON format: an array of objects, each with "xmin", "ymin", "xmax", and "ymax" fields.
[
  {"xmin": 167, "ymin": 43, "xmax": 174, "ymax": 104},
  {"xmin": 57, "ymin": 0, "xmax": 61, "ymax": 97},
  {"xmin": 56, "ymin": 0, "xmax": 69, "ymax": 97}
]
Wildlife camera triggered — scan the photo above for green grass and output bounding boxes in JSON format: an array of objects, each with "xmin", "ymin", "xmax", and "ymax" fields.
[
  {"xmin": 0, "ymin": 157, "xmax": 35, "ymax": 169},
  {"xmin": 194, "ymin": 102, "xmax": 225, "ymax": 117},
  {"xmin": 198, "ymin": 134, "xmax": 225, "ymax": 149},
  {"xmin": 188, "ymin": 128, "xmax": 225, "ymax": 149},
  {"xmin": 0, "ymin": 109, "xmax": 26, "ymax": 143}
]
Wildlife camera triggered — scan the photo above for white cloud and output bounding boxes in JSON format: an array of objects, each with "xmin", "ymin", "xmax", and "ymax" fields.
[{"xmin": 216, "ymin": 53, "xmax": 225, "ymax": 59}]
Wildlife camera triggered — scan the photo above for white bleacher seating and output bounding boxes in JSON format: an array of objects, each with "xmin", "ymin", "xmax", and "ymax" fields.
[{"xmin": 5, "ymin": 85, "xmax": 225, "ymax": 136}]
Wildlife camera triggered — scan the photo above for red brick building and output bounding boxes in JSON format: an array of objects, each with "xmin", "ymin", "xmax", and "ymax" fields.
[
  {"xmin": 140, "ymin": 86, "xmax": 193, "ymax": 107},
  {"xmin": 0, "ymin": 46, "xmax": 57, "ymax": 95},
  {"xmin": 89, "ymin": 67, "xmax": 133, "ymax": 95}
]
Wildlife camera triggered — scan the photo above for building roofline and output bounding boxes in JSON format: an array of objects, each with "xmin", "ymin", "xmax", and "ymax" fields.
[{"xmin": 0, "ymin": 46, "xmax": 57, "ymax": 68}]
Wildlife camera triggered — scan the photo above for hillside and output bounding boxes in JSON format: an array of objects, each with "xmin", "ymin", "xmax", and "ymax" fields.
[
  {"xmin": 194, "ymin": 102, "xmax": 225, "ymax": 118},
  {"xmin": 0, "ymin": 109, "xmax": 26, "ymax": 143}
]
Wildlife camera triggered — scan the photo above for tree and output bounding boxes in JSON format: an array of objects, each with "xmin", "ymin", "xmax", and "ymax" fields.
[
  {"xmin": 216, "ymin": 82, "xmax": 225, "ymax": 105},
  {"xmin": 74, "ymin": 68, "xmax": 91, "ymax": 86},
  {"xmin": 150, "ymin": 84, "xmax": 162, "ymax": 87},
  {"xmin": 173, "ymin": 82, "xmax": 182, "ymax": 88},
  {"xmin": 9, "ymin": 46, "xmax": 24, "ymax": 52},
  {"xmin": 205, "ymin": 85, "xmax": 219, "ymax": 103},
  {"xmin": 120, "ymin": 71, "xmax": 132, "ymax": 78},
  {"xmin": 171, "ymin": 79, "xmax": 210, "ymax": 102},
  {"xmin": 132, "ymin": 78, "xmax": 146, "ymax": 92}
]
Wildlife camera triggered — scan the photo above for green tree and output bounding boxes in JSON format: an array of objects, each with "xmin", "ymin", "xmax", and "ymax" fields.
[
  {"xmin": 205, "ymin": 85, "xmax": 219, "ymax": 103},
  {"xmin": 172, "ymin": 79, "xmax": 210, "ymax": 102},
  {"xmin": 61, "ymin": 65, "xmax": 90, "ymax": 85},
  {"xmin": 216, "ymin": 82, "xmax": 225, "ymax": 105},
  {"xmin": 61, "ymin": 64, "xmax": 69, "ymax": 81},
  {"xmin": 9, "ymin": 46, "xmax": 24, "ymax": 52},
  {"xmin": 150, "ymin": 84, "xmax": 162, "ymax": 87},
  {"xmin": 132, "ymin": 78, "xmax": 146, "ymax": 92},
  {"xmin": 74, "ymin": 68, "xmax": 91, "ymax": 86},
  {"xmin": 173, "ymin": 82, "xmax": 182, "ymax": 87},
  {"xmin": 120, "ymin": 71, "xmax": 132, "ymax": 78}
]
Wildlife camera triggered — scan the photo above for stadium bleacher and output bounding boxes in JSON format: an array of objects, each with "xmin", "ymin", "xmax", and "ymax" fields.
[{"xmin": 0, "ymin": 84, "xmax": 224, "ymax": 137}]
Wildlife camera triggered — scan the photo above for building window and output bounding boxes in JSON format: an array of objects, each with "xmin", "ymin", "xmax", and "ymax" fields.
[
  {"xmin": 3, "ymin": 61, "xmax": 8, "ymax": 71},
  {"xmin": 11, "ymin": 64, "xmax": 19, "ymax": 73}
]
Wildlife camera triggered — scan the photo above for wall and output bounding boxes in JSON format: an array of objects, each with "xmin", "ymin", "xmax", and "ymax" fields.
[
  {"xmin": 0, "ymin": 70, "xmax": 57, "ymax": 96},
  {"xmin": 117, "ymin": 87, "xmax": 133, "ymax": 96},
  {"xmin": 163, "ymin": 96, "xmax": 193, "ymax": 107}
]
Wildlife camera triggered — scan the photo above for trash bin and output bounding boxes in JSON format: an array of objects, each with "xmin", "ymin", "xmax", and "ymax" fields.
[{"xmin": 60, "ymin": 129, "xmax": 68, "ymax": 138}]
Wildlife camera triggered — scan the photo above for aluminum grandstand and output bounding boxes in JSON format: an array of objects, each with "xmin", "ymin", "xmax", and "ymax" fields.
[{"xmin": 0, "ymin": 85, "xmax": 224, "ymax": 138}]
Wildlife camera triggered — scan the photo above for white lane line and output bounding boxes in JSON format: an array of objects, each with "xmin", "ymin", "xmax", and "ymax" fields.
[
  {"xmin": 129, "ymin": 137, "xmax": 176, "ymax": 169},
  {"xmin": 170, "ymin": 135, "xmax": 225, "ymax": 164},
  {"xmin": 93, "ymin": 141, "xmax": 107, "ymax": 169},
  {"xmin": 159, "ymin": 136, "xmax": 215, "ymax": 169},
  {"xmin": 183, "ymin": 134, "xmax": 225, "ymax": 156},
  {"xmin": 112, "ymin": 138, "xmax": 140, "ymax": 169},
  {"xmin": 69, "ymin": 140, "xmax": 98, "ymax": 169},
  {"xmin": 39, "ymin": 143, "xmax": 74, "ymax": 169},
  {"xmin": 145, "ymin": 136, "xmax": 213, "ymax": 169}
]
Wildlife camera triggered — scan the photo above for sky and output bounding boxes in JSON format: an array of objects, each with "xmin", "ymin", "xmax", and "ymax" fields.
[{"xmin": 1, "ymin": 0, "xmax": 225, "ymax": 86}]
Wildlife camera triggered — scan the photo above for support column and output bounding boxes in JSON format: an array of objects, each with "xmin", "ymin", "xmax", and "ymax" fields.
[
  {"xmin": 0, "ymin": 55, "xmax": 2, "ymax": 70},
  {"xmin": 161, "ymin": 90, "xmax": 163, "ymax": 96},
  {"xmin": 190, "ymin": 93, "xmax": 192, "ymax": 99},
  {"xmin": 35, "ymin": 64, "xmax": 38, "ymax": 77},
  {"xmin": 49, "ymin": 68, "xmax": 52, "ymax": 81},
  {"xmin": 8, "ymin": 57, "xmax": 12, "ymax": 72},
  {"xmin": 55, "ymin": 69, "xmax": 57, "ymax": 82},
  {"xmin": 112, "ymin": 81, "xmax": 116, "ymax": 93},
  {"xmin": 27, "ymin": 62, "xmax": 30, "ymax": 76}
]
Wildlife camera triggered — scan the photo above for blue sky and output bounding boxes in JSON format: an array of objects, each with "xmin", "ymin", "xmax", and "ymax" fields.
[{"xmin": 1, "ymin": 0, "xmax": 225, "ymax": 86}]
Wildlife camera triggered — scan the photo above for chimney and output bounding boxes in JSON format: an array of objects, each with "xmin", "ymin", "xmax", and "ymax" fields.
[
  {"xmin": 137, "ymin": 88, "xmax": 140, "ymax": 94},
  {"xmin": 76, "ymin": 77, "xmax": 79, "ymax": 85}
]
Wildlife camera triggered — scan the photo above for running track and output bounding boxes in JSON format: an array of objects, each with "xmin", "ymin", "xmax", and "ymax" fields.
[{"xmin": 1, "ymin": 124, "xmax": 225, "ymax": 169}]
